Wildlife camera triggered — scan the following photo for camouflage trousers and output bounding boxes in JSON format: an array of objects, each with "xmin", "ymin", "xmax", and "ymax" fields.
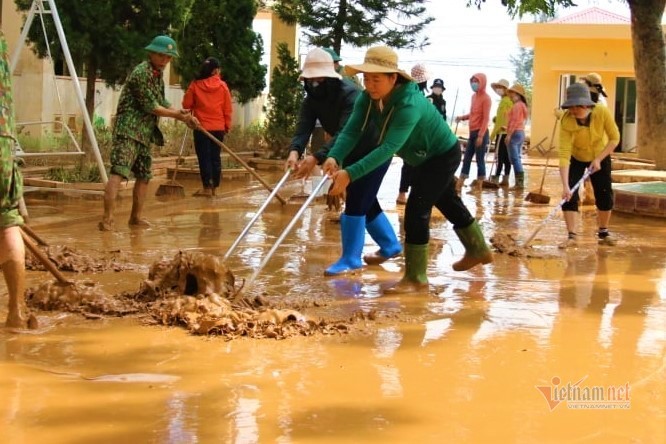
[
  {"xmin": 110, "ymin": 135, "xmax": 153, "ymax": 181},
  {"xmin": 0, "ymin": 137, "xmax": 24, "ymax": 228}
]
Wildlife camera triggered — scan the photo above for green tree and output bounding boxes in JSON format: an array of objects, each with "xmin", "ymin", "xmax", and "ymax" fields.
[
  {"xmin": 263, "ymin": 43, "xmax": 303, "ymax": 158},
  {"xmin": 271, "ymin": 0, "xmax": 434, "ymax": 54},
  {"xmin": 471, "ymin": 0, "xmax": 666, "ymax": 169},
  {"xmin": 509, "ymin": 47, "xmax": 534, "ymax": 102},
  {"xmin": 14, "ymin": 0, "xmax": 189, "ymax": 122},
  {"xmin": 175, "ymin": 0, "xmax": 266, "ymax": 103}
]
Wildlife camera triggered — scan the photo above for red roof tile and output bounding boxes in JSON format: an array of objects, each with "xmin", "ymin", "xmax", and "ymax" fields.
[{"xmin": 551, "ymin": 7, "xmax": 630, "ymax": 24}]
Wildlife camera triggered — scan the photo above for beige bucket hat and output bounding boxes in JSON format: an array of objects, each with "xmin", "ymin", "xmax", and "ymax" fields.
[{"xmin": 344, "ymin": 46, "xmax": 413, "ymax": 81}]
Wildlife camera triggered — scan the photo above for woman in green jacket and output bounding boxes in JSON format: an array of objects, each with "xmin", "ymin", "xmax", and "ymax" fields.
[{"xmin": 323, "ymin": 46, "xmax": 493, "ymax": 293}]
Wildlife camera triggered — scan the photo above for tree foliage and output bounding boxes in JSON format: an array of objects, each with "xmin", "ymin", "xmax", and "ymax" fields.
[
  {"xmin": 14, "ymin": 0, "xmax": 189, "ymax": 119},
  {"xmin": 263, "ymin": 43, "xmax": 303, "ymax": 158},
  {"xmin": 509, "ymin": 47, "xmax": 534, "ymax": 102},
  {"xmin": 271, "ymin": 0, "xmax": 434, "ymax": 54},
  {"xmin": 175, "ymin": 0, "xmax": 266, "ymax": 103},
  {"xmin": 468, "ymin": 0, "xmax": 577, "ymax": 18}
]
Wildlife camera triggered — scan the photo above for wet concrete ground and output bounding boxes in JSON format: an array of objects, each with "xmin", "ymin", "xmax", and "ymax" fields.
[{"xmin": 1, "ymin": 159, "xmax": 665, "ymax": 443}]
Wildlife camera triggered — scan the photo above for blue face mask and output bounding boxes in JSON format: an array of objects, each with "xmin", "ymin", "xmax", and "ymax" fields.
[{"xmin": 471, "ymin": 82, "xmax": 480, "ymax": 92}]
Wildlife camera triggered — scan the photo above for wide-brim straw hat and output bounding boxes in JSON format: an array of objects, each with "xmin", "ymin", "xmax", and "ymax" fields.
[
  {"xmin": 581, "ymin": 72, "xmax": 607, "ymax": 97},
  {"xmin": 344, "ymin": 46, "xmax": 414, "ymax": 81},
  {"xmin": 507, "ymin": 83, "xmax": 527, "ymax": 101},
  {"xmin": 299, "ymin": 48, "xmax": 341, "ymax": 80},
  {"xmin": 491, "ymin": 79, "xmax": 510, "ymax": 90},
  {"xmin": 561, "ymin": 82, "xmax": 596, "ymax": 109}
]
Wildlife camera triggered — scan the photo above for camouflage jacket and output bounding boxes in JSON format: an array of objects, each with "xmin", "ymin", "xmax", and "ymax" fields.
[{"xmin": 113, "ymin": 61, "xmax": 170, "ymax": 147}]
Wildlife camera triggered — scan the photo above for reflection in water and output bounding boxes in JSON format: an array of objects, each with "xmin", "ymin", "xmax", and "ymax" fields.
[
  {"xmin": 163, "ymin": 392, "xmax": 198, "ymax": 444},
  {"xmin": 373, "ymin": 327, "xmax": 404, "ymax": 398},
  {"xmin": 231, "ymin": 393, "xmax": 261, "ymax": 444}
]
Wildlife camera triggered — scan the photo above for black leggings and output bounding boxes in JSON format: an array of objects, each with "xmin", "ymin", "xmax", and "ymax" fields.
[
  {"xmin": 562, "ymin": 156, "xmax": 613, "ymax": 212},
  {"xmin": 405, "ymin": 142, "xmax": 475, "ymax": 245},
  {"xmin": 398, "ymin": 163, "xmax": 413, "ymax": 193},
  {"xmin": 494, "ymin": 134, "xmax": 511, "ymax": 176}
]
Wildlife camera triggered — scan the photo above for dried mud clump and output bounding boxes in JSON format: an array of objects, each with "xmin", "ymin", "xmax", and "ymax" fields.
[
  {"xmin": 25, "ymin": 245, "xmax": 135, "ymax": 273},
  {"xmin": 138, "ymin": 251, "xmax": 236, "ymax": 301},
  {"xmin": 27, "ymin": 251, "xmax": 359, "ymax": 340},
  {"xmin": 490, "ymin": 233, "xmax": 551, "ymax": 259}
]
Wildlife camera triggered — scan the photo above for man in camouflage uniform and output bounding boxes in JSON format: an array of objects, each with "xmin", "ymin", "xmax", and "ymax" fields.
[
  {"xmin": 0, "ymin": 31, "xmax": 33, "ymax": 328},
  {"xmin": 100, "ymin": 35, "xmax": 198, "ymax": 231}
]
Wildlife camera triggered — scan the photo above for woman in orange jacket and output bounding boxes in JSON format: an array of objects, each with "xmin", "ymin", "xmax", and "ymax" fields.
[{"xmin": 182, "ymin": 57, "xmax": 233, "ymax": 197}]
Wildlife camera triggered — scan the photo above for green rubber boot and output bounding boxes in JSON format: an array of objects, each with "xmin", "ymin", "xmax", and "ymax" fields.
[
  {"xmin": 452, "ymin": 220, "xmax": 493, "ymax": 271},
  {"xmin": 384, "ymin": 243, "xmax": 429, "ymax": 294}
]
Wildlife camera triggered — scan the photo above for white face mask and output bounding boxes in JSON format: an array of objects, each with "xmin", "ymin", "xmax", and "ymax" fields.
[
  {"xmin": 432, "ymin": 87, "xmax": 443, "ymax": 95},
  {"xmin": 494, "ymin": 88, "xmax": 505, "ymax": 96}
]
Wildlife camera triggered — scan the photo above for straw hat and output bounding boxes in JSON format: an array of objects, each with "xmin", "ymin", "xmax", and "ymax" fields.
[
  {"xmin": 581, "ymin": 72, "xmax": 607, "ymax": 97},
  {"xmin": 299, "ymin": 48, "xmax": 341, "ymax": 80},
  {"xmin": 507, "ymin": 83, "xmax": 527, "ymax": 101},
  {"xmin": 561, "ymin": 83, "xmax": 596, "ymax": 109},
  {"xmin": 344, "ymin": 46, "xmax": 414, "ymax": 81},
  {"xmin": 491, "ymin": 79, "xmax": 510, "ymax": 90}
]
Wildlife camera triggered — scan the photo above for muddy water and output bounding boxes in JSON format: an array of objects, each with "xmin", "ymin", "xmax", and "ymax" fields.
[{"xmin": 1, "ymin": 160, "xmax": 665, "ymax": 443}]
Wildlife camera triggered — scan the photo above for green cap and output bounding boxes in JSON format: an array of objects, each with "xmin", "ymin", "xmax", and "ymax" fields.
[
  {"xmin": 144, "ymin": 35, "xmax": 179, "ymax": 57},
  {"xmin": 322, "ymin": 47, "xmax": 342, "ymax": 62}
]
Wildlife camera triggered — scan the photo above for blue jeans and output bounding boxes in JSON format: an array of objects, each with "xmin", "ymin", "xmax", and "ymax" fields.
[
  {"xmin": 507, "ymin": 130, "xmax": 525, "ymax": 174},
  {"xmin": 193, "ymin": 130, "xmax": 224, "ymax": 188},
  {"xmin": 344, "ymin": 159, "xmax": 392, "ymax": 223},
  {"xmin": 460, "ymin": 129, "xmax": 489, "ymax": 178}
]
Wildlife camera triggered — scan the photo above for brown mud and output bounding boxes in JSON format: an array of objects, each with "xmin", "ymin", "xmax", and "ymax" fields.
[
  {"xmin": 26, "ymin": 251, "xmax": 364, "ymax": 340},
  {"xmin": 25, "ymin": 244, "xmax": 137, "ymax": 273}
]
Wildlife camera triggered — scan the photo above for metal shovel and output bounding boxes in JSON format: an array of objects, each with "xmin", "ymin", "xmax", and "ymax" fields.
[
  {"xmin": 233, "ymin": 175, "xmax": 331, "ymax": 302},
  {"xmin": 223, "ymin": 169, "xmax": 292, "ymax": 261}
]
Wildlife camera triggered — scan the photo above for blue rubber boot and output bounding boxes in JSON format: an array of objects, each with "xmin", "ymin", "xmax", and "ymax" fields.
[
  {"xmin": 325, "ymin": 214, "xmax": 366, "ymax": 276},
  {"xmin": 363, "ymin": 212, "xmax": 402, "ymax": 265}
]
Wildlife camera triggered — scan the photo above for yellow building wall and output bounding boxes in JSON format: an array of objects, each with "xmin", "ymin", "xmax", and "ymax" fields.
[
  {"xmin": 268, "ymin": 11, "xmax": 298, "ymax": 79},
  {"xmin": 530, "ymin": 37, "xmax": 634, "ymax": 155}
]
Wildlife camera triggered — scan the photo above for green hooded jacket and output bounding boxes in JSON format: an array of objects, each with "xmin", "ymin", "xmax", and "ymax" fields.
[{"xmin": 327, "ymin": 82, "xmax": 458, "ymax": 182}]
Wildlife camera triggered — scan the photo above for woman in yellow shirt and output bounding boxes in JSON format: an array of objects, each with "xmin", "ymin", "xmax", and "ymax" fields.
[{"xmin": 558, "ymin": 83, "xmax": 620, "ymax": 248}]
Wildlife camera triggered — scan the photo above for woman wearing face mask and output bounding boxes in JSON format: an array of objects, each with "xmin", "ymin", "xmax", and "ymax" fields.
[
  {"xmin": 455, "ymin": 74, "xmax": 492, "ymax": 194},
  {"xmin": 504, "ymin": 83, "xmax": 529, "ymax": 190},
  {"xmin": 427, "ymin": 78, "xmax": 447, "ymax": 121},
  {"xmin": 323, "ymin": 46, "xmax": 493, "ymax": 293},
  {"xmin": 489, "ymin": 79, "xmax": 512, "ymax": 186},
  {"xmin": 558, "ymin": 83, "xmax": 620, "ymax": 248},
  {"xmin": 287, "ymin": 47, "xmax": 402, "ymax": 276}
]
